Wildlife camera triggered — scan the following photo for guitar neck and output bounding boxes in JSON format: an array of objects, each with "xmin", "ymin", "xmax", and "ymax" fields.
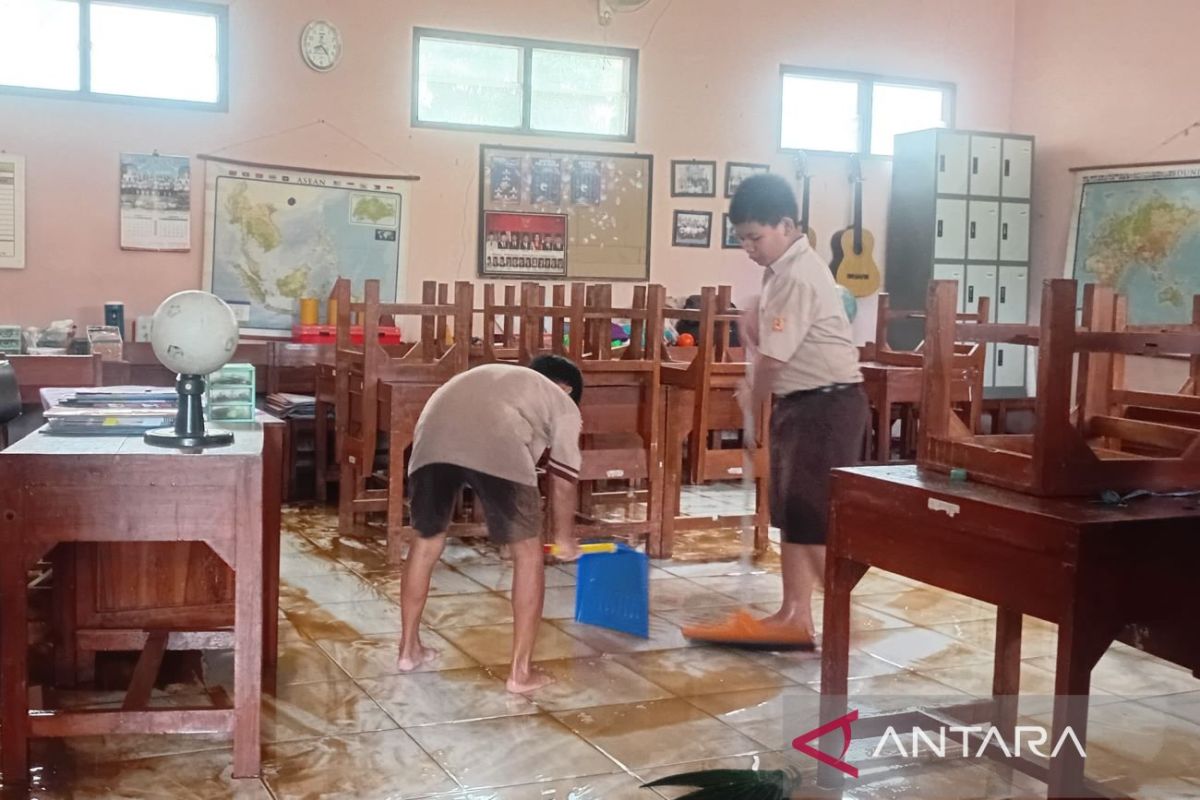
[{"xmin": 852, "ymin": 178, "xmax": 863, "ymax": 254}]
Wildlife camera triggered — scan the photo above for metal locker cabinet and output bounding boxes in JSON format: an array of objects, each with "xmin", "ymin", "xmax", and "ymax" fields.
[
  {"xmin": 936, "ymin": 132, "xmax": 970, "ymax": 195},
  {"xmin": 967, "ymin": 201, "xmax": 1000, "ymax": 261},
  {"xmin": 934, "ymin": 198, "xmax": 967, "ymax": 260},
  {"xmin": 994, "ymin": 344, "xmax": 1026, "ymax": 387},
  {"xmin": 964, "ymin": 264, "xmax": 997, "ymax": 319},
  {"xmin": 996, "ymin": 267, "xmax": 1029, "ymax": 324},
  {"xmin": 969, "ymin": 135, "xmax": 1002, "ymax": 196},
  {"xmin": 933, "ymin": 263, "xmax": 966, "ymax": 312},
  {"xmin": 1001, "ymin": 138, "xmax": 1033, "ymax": 199},
  {"xmin": 999, "ymin": 203, "xmax": 1031, "ymax": 262}
]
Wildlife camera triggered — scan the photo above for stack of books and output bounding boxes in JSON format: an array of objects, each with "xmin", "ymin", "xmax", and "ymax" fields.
[
  {"xmin": 265, "ymin": 393, "xmax": 316, "ymax": 419},
  {"xmin": 44, "ymin": 387, "xmax": 177, "ymax": 436}
]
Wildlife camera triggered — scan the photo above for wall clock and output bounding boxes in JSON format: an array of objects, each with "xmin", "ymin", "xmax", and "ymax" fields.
[{"xmin": 301, "ymin": 20, "xmax": 342, "ymax": 72}]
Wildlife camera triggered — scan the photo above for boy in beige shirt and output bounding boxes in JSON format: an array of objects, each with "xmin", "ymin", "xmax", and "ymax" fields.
[{"xmin": 399, "ymin": 356, "xmax": 583, "ymax": 692}]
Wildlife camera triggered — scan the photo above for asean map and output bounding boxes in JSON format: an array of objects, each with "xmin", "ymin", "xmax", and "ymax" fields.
[
  {"xmin": 204, "ymin": 161, "xmax": 410, "ymax": 333},
  {"xmin": 1069, "ymin": 165, "xmax": 1200, "ymax": 325}
]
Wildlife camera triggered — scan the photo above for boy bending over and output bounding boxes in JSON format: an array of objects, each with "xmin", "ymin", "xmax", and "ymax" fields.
[{"xmin": 398, "ymin": 356, "xmax": 583, "ymax": 692}]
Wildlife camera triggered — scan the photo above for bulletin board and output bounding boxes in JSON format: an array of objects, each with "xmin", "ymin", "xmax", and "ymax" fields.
[{"xmin": 478, "ymin": 144, "xmax": 652, "ymax": 281}]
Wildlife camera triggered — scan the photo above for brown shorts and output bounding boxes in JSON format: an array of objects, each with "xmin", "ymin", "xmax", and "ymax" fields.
[
  {"xmin": 409, "ymin": 463, "xmax": 542, "ymax": 544},
  {"xmin": 768, "ymin": 384, "xmax": 868, "ymax": 545}
]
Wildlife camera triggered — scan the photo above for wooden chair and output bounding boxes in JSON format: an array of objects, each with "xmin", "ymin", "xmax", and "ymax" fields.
[
  {"xmin": 474, "ymin": 284, "xmax": 522, "ymax": 364},
  {"xmin": 335, "ymin": 278, "xmax": 474, "ymax": 557},
  {"xmin": 1096, "ymin": 293, "xmax": 1200, "ymax": 430},
  {"xmin": 659, "ymin": 285, "xmax": 769, "ymax": 558},
  {"xmin": 919, "ymin": 279, "xmax": 1200, "ymax": 496},
  {"xmin": 518, "ymin": 282, "xmax": 667, "ymax": 553},
  {"xmin": 861, "ymin": 293, "xmax": 988, "ymax": 462}
]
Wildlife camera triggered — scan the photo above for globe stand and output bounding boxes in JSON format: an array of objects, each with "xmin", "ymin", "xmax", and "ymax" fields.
[{"xmin": 144, "ymin": 374, "xmax": 234, "ymax": 449}]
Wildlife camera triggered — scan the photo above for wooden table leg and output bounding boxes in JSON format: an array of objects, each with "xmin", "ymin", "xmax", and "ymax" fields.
[
  {"xmin": 261, "ymin": 422, "xmax": 283, "ymax": 693},
  {"xmin": 1, "ymin": 544, "xmax": 30, "ymax": 784},
  {"xmin": 314, "ymin": 402, "xmax": 328, "ymax": 504},
  {"xmin": 875, "ymin": 382, "xmax": 891, "ymax": 464},
  {"xmin": 385, "ymin": 405, "xmax": 410, "ymax": 565},
  {"xmin": 992, "ymin": 607, "xmax": 1023, "ymax": 738},
  {"xmin": 818, "ymin": 553, "xmax": 867, "ymax": 790},
  {"xmin": 1046, "ymin": 604, "xmax": 1120, "ymax": 798},
  {"xmin": 653, "ymin": 390, "xmax": 688, "ymax": 559},
  {"xmin": 232, "ymin": 466, "xmax": 264, "ymax": 779}
]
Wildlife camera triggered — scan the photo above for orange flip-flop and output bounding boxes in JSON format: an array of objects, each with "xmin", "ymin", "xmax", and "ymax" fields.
[{"xmin": 681, "ymin": 610, "xmax": 816, "ymax": 651}]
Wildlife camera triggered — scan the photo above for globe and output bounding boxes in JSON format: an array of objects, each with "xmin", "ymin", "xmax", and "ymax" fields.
[
  {"xmin": 151, "ymin": 291, "xmax": 239, "ymax": 376},
  {"xmin": 144, "ymin": 290, "xmax": 239, "ymax": 449}
]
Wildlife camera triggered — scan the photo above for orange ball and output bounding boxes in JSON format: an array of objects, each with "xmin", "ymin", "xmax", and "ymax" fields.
[{"xmin": 677, "ymin": 333, "xmax": 695, "ymax": 346}]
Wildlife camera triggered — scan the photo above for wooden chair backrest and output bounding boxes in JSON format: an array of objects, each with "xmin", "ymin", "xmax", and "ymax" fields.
[
  {"xmin": 334, "ymin": 277, "xmax": 473, "ymax": 472},
  {"xmin": 478, "ymin": 284, "xmax": 521, "ymax": 363}
]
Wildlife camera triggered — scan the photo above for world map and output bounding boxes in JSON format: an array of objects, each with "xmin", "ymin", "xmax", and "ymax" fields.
[
  {"xmin": 1071, "ymin": 170, "xmax": 1200, "ymax": 325},
  {"xmin": 209, "ymin": 174, "xmax": 402, "ymax": 332}
]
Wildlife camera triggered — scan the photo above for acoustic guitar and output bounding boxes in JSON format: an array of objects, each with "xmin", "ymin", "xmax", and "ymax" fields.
[
  {"xmin": 828, "ymin": 155, "xmax": 881, "ymax": 297},
  {"xmin": 793, "ymin": 151, "xmax": 817, "ymax": 248}
]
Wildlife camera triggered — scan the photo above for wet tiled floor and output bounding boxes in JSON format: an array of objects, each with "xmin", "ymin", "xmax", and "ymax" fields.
[{"xmin": 5, "ymin": 486, "xmax": 1199, "ymax": 799}]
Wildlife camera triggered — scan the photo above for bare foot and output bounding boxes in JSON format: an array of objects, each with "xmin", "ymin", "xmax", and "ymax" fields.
[
  {"xmin": 397, "ymin": 643, "xmax": 437, "ymax": 671},
  {"xmin": 506, "ymin": 666, "xmax": 556, "ymax": 694},
  {"xmin": 498, "ymin": 543, "xmax": 512, "ymax": 562}
]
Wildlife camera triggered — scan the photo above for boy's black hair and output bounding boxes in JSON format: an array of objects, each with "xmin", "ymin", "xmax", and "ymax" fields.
[
  {"xmin": 529, "ymin": 354, "xmax": 584, "ymax": 405},
  {"xmin": 728, "ymin": 173, "xmax": 799, "ymax": 227}
]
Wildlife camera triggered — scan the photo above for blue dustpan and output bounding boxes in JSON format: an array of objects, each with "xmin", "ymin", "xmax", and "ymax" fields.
[{"xmin": 573, "ymin": 542, "xmax": 649, "ymax": 638}]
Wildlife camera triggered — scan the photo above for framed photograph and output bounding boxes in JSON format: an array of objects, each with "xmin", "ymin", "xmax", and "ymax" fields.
[
  {"xmin": 489, "ymin": 155, "xmax": 523, "ymax": 203},
  {"xmin": 721, "ymin": 213, "xmax": 741, "ymax": 249},
  {"xmin": 481, "ymin": 210, "xmax": 567, "ymax": 277},
  {"xmin": 671, "ymin": 159, "xmax": 716, "ymax": 197},
  {"xmin": 531, "ymin": 157, "xmax": 563, "ymax": 204},
  {"xmin": 725, "ymin": 161, "xmax": 770, "ymax": 197},
  {"xmin": 673, "ymin": 210, "xmax": 712, "ymax": 248}
]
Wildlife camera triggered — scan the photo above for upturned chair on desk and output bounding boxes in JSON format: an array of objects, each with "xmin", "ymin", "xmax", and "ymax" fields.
[
  {"xmin": 518, "ymin": 282, "xmax": 667, "ymax": 554},
  {"xmin": 334, "ymin": 278, "xmax": 476, "ymax": 560},
  {"xmin": 659, "ymin": 286, "xmax": 769, "ymax": 558}
]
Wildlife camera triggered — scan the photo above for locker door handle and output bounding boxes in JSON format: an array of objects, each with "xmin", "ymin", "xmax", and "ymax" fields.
[
  {"xmin": 1004, "ymin": 159, "xmax": 1011, "ymax": 177},
  {"xmin": 970, "ymin": 221, "xmax": 976, "ymax": 239},
  {"xmin": 939, "ymin": 155, "xmax": 946, "ymax": 172},
  {"xmin": 1002, "ymin": 222, "xmax": 1008, "ymax": 240},
  {"xmin": 968, "ymin": 286, "xmax": 975, "ymax": 303},
  {"xmin": 972, "ymin": 156, "xmax": 979, "ymax": 174},
  {"xmin": 998, "ymin": 349, "xmax": 1005, "ymax": 367},
  {"xmin": 1000, "ymin": 286, "xmax": 1007, "ymax": 303},
  {"xmin": 937, "ymin": 219, "xmax": 944, "ymax": 237}
]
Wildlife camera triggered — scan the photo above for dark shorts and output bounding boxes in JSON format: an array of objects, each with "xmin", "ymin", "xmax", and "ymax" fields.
[
  {"xmin": 409, "ymin": 463, "xmax": 542, "ymax": 545},
  {"xmin": 769, "ymin": 384, "xmax": 869, "ymax": 545}
]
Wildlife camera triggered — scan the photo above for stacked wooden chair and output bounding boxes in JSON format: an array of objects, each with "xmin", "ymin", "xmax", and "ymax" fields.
[
  {"xmin": 517, "ymin": 281, "xmax": 667, "ymax": 553},
  {"xmin": 659, "ymin": 286, "xmax": 769, "ymax": 558},
  {"xmin": 333, "ymin": 277, "xmax": 474, "ymax": 559},
  {"xmin": 861, "ymin": 292, "xmax": 989, "ymax": 462},
  {"xmin": 919, "ymin": 278, "xmax": 1200, "ymax": 496}
]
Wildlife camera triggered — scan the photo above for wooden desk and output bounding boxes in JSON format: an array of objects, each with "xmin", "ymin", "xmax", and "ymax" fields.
[
  {"xmin": 820, "ymin": 465, "xmax": 1200, "ymax": 797},
  {"xmin": 0, "ymin": 422, "xmax": 279, "ymax": 784}
]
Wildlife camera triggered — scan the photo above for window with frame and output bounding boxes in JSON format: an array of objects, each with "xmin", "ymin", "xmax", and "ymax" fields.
[
  {"xmin": 414, "ymin": 28, "xmax": 637, "ymax": 141},
  {"xmin": 779, "ymin": 67, "xmax": 953, "ymax": 156},
  {"xmin": 0, "ymin": 0, "xmax": 228, "ymax": 109}
]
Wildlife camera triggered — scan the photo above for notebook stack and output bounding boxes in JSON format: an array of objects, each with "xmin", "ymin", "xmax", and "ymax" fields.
[
  {"xmin": 44, "ymin": 387, "xmax": 177, "ymax": 436},
  {"xmin": 265, "ymin": 393, "xmax": 316, "ymax": 419}
]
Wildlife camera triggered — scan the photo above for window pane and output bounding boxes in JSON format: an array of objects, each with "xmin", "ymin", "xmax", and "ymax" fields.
[
  {"xmin": 417, "ymin": 37, "xmax": 523, "ymax": 128},
  {"xmin": 870, "ymin": 83, "xmax": 947, "ymax": 155},
  {"xmin": 90, "ymin": 2, "xmax": 221, "ymax": 103},
  {"xmin": 529, "ymin": 49, "xmax": 630, "ymax": 137},
  {"xmin": 780, "ymin": 74, "xmax": 859, "ymax": 153},
  {"xmin": 0, "ymin": 0, "xmax": 80, "ymax": 91}
]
